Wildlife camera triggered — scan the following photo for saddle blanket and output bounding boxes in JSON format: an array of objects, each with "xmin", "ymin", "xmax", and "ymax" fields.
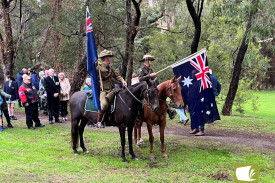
[
  {"xmin": 84, "ymin": 96, "xmax": 116, "ymax": 113},
  {"xmin": 85, "ymin": 97, "xmax": 98, "ymax": 112}
]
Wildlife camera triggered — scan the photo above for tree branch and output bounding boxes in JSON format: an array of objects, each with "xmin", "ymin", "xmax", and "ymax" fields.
[
  {"xmin": 0, "ymin": 33, "xmax": 5, "ymax": 64},
  {"xmin": 141, "ymin": 26, "xmax": 185, "ymax": 34},
  {"xmin": 104, "ymin": 12, "xmax": 125, "ymax": 26},
  {"xmin": 13, "ymin": 21, "xmax": 26, "ymax": 62},
  {"xmin": 35, "ymin": 0, "xmax": 59, "ymax": 60},
  {"xmin": 132, "ymin": 0, "xmax": 142, "ymax": 26},
  {"xmin": 198, "ymin": 0, "xmax": 204, "ymax": 19},
  {"xmin": 8, "ymin": 0, "xmax": 17, "ymax": 13}
]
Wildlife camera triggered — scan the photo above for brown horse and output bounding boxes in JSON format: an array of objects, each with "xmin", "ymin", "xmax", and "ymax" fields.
[{"xmin": 134, "ymin": 76, "xmax": 184, "ymax": 160}]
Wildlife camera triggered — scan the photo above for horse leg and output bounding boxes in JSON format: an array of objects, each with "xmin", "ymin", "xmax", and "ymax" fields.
[
  {"xmin": 146, "ymin": 122, "xmax": 155, "ymax": 160},
  {"xmin": 134, "ymin": 122, "xmax": 143, "ymax": 147},
  {"xmin": 134, "ymin": 124, "xmax": 138, "ymax": 145},
  {"xmin": 119, "ymin": 124, "xmax": 128, "ymax": 163},
  {"xmin": 159, "ymin": 122, "xmax": 168, "ymax": 159},
  {"xmin": 79, "ymin": 118, "xmax": 89, "ymax": 154},
  {"xmin": 138, "ymin": 120, "xmax": 144, "ymax": 145},
  {"xmin": 71, "ymin": 118, "xmax": 80, "ymax": 155},
  {"xmin": 128, "ymin": 124, "xmax": 138, "ymax": 160}
]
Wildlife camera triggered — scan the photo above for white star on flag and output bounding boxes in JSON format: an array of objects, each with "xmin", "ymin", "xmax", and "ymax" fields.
[
  {"xmin": 201, "ymin": 97, "xmax": 204, "ymax": 102},
  {"xmin": 182, "ymin": 76, "xmax": 193, "ymax": 88},
  {"xmin": 211, "ymin": 103, "xmax": 213, "ymax": 107},
  {"xmin": 206, "ymin": 111, "xmax": 211, "ymax": 115}
]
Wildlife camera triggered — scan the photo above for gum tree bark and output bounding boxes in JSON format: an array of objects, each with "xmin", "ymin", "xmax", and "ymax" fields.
[
  {"xmin": 120, "ymin": 0, "xmax": 142, "ymax": 85},
  {"xmin": 1, "ymin": 0, "xmax": 15, "ymax": 76}
]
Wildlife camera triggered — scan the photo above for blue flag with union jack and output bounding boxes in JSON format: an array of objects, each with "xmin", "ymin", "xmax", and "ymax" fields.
[
  {"xmin": 172, "ymin": 49, "xmax": 220, "ymax": 130},
  {"xmin": 86, "ymin": 7, "xmax": 101, "ymax": 111}
]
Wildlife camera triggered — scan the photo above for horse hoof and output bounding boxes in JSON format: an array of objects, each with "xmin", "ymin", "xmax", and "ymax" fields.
[
  {"xmin": 150, "ymin": 157, "xmax": 155, "ymax": 160},
  {"xmin": 163, "ymin": 155, "xmax": 169, "ymax": 159},
  {"xmin": 83, "ymin": 150, "xmax": 89, "ymax": 154},
  {"xmin": 74, "ymin": 153, "xmax": 79, "ymax": 156},
  {"xmin": 122, "ymin": 160, "xmax": 129, "ymax": 163},
  {"xmin": 132, "ymin": 157, "xmax": 138, "ymax": 161}
]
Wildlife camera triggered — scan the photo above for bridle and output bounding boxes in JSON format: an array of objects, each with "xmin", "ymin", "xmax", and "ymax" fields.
[
  {"xmin": 166, "ymin": 81, "xmax": 178, "ymax": 103},
  {"xmin": 119, "ymin": 84, "xmax": 157, "ymax": 110}
]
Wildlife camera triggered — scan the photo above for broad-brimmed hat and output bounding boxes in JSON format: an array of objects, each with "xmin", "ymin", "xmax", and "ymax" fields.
[
  {"xmin": 22, "ymin": 74, "xmax": 31, "ymax": 80},
  {"xmin": 99, "ymin": 49, "xmax": 114, "ymax": 58},
  {"xmin": 140, "ymin": 55, "xmax": 155, "ymax": 62}
]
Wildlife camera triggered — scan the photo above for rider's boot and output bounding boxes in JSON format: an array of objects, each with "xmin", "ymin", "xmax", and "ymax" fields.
[
  {"xmin": 97, "ymin": 111, "xmax": 105, "ymax": 128},
  {"xmin": 167, "ymin": 109, "xmax": 176, "ymax": 120}
]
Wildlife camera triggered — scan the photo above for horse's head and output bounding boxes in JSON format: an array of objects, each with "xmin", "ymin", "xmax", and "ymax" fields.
[
  {"xmin": 166, "ymin": 76, "xmax": 184, "ymax": 109},
  {"xmin": 144, "ymin": 78, "xmax": 159, "ymax": 112}
]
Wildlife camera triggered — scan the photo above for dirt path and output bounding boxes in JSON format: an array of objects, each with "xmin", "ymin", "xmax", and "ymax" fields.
[{"xmin": 13, "ymin": 111, "xmax": 275, "ymax": 152}]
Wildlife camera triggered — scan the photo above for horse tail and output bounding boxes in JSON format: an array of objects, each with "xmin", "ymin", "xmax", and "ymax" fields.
[{"xmin": 71, "ymin": 118, "xmax": 79, "ymax": 149}]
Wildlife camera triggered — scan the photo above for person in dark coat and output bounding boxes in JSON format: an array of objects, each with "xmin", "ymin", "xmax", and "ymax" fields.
[
  {"xmin": 4, "ymin": 76, "xmax": 19, "ymax": 120},
  {"xmin": 209, "ymin": 69, "xmax": 221, "ymax": 97},
  {"xmin": 0, "ymin": 88, "xmax": 13, "ymax": 128},
  {"xmin": 44, "ymin": 68, "xmax": 61, "ymax": 124},
  {"xmin": 28, "ymin": 68, "xmax": 40, "ymax": 91},
  {"xmin": 18, "ymin": 74, "xmax": 45, "ymax": 129},
  {"xmin": 16, "ymin": 68, "xmax": 28, "ymax": 107}
]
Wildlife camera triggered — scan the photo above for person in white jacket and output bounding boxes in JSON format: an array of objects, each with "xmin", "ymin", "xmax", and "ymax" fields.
[{"xmin": 58, "ymin": 72, "xmax": 71, "ymax": 122}]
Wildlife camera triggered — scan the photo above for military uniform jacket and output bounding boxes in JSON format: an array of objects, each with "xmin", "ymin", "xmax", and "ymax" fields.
[
  {"xmin": 97, "ymin": 62, "xmax": 124, "ymax": 92},
  {"xmin": 138, "ymin": 65, "xmax": 158, "ymax": 84}
]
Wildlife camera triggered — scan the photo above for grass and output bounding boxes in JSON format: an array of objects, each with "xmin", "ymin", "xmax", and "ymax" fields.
[
  {"xmin": 169, "ymin": 91, "xmax": 275, "ymax": 134},
  {"xmin": 240, "ymin": 91, "xmax": 275, "ymax": 121},
  {"xmin": 0, "ymin": 123, "xmax": 274, "ymax": 182},
  {"xmin": 0, "ymin": 91, "xmax": 274, "ymax": 182}
]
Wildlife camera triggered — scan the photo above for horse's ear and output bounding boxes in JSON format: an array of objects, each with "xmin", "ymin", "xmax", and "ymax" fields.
[
  {"xmin": 171, "ymin": 76, "xmax": 176, "ymax": 82},
  {"xmin": 176, "ymin": 76, "xmax": 182, "ymax": 81},
  {"xmin": 153, "ymin": 78, "xmax": 158, "ymax": 84}
]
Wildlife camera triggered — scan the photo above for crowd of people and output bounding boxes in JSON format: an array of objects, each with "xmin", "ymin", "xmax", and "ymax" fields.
[{"xmin": 0, "ymin": 68, "xmax": 71, "ymax": 130}]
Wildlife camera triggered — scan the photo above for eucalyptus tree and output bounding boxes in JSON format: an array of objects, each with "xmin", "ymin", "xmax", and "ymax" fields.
[
  {"xmin": 1, "ymin": 0, "xmax": 15, "ymax": 77},
  {"xmin": 218, "ymin": 0, "xmax": 274, "ymax": 115}
]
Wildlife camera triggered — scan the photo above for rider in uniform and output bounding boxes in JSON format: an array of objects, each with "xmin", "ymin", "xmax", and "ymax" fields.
[
  {"xmin": 137, "ymin": 55, "xmax": 176, "ymax": 120},
  {"xmin": 96, "ymin": 50, "xmax": 127, "ymax": 128}
]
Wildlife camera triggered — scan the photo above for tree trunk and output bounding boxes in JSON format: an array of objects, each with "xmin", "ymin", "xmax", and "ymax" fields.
[
  {"xmin": 222, "ymin": 15, "xmax": 253, "ymax": 116},
  {"xmin": 1, "ymin": 0, "xmax": 14, "ymax": 77},
  {"xmin": 186, "ymin": 0, "xmax": 203, "ymax": 54},
  {"xmin": 70, "ymin": 22, "xmax": 87, "ymax": 95},
  {"xmin": 121, "ymin": 0, "xmax": 142, "ymax": 85},
  {"xmin": 120, "ymin": 0, "xmax": 132, "ymax": 79},
  {"xmin": 35, "ymin": 0, "xmax": 59, "ymax": 61}
]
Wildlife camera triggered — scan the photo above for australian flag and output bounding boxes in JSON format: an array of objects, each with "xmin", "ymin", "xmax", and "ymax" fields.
[
  {"xmin": 172, "ymin": 49, "xmax": 220, "ymax": 130},
  {"xmin": 86, "ymin": 7, "xmax": 101, "ymax": 111}
]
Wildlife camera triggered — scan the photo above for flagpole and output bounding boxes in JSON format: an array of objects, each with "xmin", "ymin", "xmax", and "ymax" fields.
[{"xmin": 155, "ymin": 48, "xmax": 206, "ymax": 74}]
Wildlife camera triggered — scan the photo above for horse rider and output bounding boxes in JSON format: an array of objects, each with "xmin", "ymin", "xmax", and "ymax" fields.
[
  {"xmin": 137, "ymin": 54, "xmax": 176, "ymax": 120},
  {"xmin": 96, "ymin": 49, "xmax": 127, "ymax": 128}
]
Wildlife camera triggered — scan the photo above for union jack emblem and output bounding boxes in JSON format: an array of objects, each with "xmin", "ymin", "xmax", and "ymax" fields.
[
  {"xmin": 86, "ymin": 8, "xmax": 93, "ymax": 33},
  {"xmin": 189, "ymin": 51, "xmax": 212, "ymax": 91}
]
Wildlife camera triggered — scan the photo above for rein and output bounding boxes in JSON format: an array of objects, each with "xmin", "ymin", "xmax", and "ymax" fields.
[
  {"xmin": 118, "ymin": 85, "xmax": 146, "ymax": 111},
  {"xmin": 125, "ymin": 86, "xmax": 145, "ymax": 105}
]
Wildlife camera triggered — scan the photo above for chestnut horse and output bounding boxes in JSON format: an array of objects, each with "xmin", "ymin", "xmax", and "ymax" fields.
[
  {"xmin": 134, "ymin": 76, "xmax": 184, "ymax": 160},
  {"xmin": 70, "ymin": 80, "xmax": 159, "ymax": 162}
]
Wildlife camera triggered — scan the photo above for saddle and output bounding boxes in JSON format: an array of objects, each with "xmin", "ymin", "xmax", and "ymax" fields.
[{"xmin": 106, "ymin": 88, "xmax": 122, "ymax": 102}]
